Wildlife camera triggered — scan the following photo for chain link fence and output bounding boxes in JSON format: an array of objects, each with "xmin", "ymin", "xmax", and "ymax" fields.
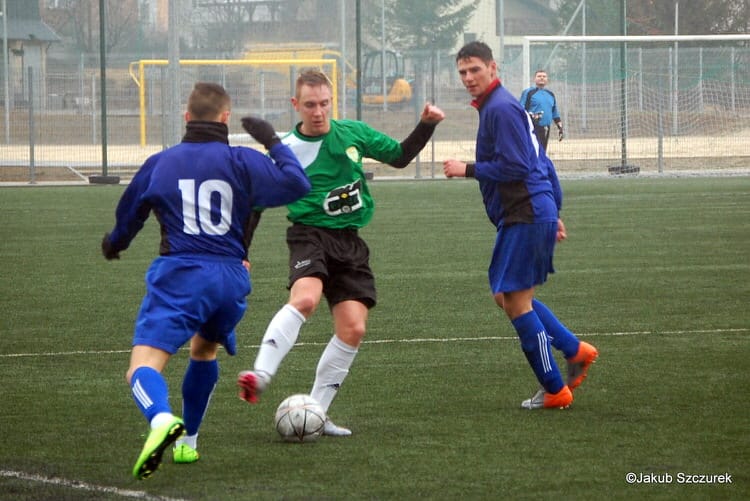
[{"xmin": 2, "ymin": 43, "xmax": 749, "ymax": 183}]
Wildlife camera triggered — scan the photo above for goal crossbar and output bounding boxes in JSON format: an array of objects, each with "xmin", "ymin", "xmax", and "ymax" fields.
[
  {"xmin": 129, "ymin": 58, "xmax": 339, "ymax": 147},
  {"xmin": 522, "ymin": 34, "xmax": 750, "ymax": 83},
  {"xmin": 520, "ymin": 34, "xmax": 750, "ymax": 173}
]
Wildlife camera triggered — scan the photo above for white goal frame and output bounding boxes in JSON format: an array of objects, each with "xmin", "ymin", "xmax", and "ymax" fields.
[
  {"xmin": 522, "ymin": 34, "xmax": 750, "ymax": 84},
  {"xmin": 521, "ymin": 34, "xmax": 750, "ymax": 173}
]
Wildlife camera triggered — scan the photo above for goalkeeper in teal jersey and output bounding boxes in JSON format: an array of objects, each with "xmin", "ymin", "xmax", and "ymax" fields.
[{"xmin": 238, "ymin": 69, "xmax": 445, "ymax": 435}]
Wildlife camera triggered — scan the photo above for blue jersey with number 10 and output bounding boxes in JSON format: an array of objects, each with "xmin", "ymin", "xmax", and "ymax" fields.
[{"xmin": 107, "ymin": 139, "xmax": 310, "ymax": 259}]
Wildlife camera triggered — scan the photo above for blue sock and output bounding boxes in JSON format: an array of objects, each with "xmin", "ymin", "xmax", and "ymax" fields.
[
  {"xmin": 533, "ymin": 299, "xmax": 580, "ymax": 359},
  {"xmin": 131, "ymin": 366, "xmax": 171, "ymax": 423},
  {"xmin": 182, "ymin": 359, "xmax": 219, "ymax": 436},
  {"xmin": 511, "ymin": 310, "xmax": 564, "ymax": 394}
]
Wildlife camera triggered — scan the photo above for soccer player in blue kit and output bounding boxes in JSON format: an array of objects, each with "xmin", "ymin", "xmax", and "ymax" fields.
[
  {"xmin": 443, "ymin": 42, "xmax": 598, "ymax": 410},
  {"xmin": 101, "ymin": 82, "xmax": 310, "ymax": 479}
]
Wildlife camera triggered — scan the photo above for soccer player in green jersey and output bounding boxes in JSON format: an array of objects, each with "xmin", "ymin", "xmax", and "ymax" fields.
[{"xmin": 238, "ymin": 69, "xmax": 445, "ymax": 435}]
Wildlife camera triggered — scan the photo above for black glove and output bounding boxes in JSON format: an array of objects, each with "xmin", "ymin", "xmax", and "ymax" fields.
[
  {"xmin": 241, "ymin": 116, "xmax": 280, "ymax": 149},
  {"xmin": 558, "ymin": 127, "xmax": 564, "ymax": 141},
  {"xmin": 101, "ymin": 232, "xmax": 120, "ymax": 260}
]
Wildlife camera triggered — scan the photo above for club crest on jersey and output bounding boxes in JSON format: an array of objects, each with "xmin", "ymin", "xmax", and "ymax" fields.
[
  {"xmin": 324, "ymin": 180, "xmax": 363, "ymax": 216},
  {"xmin": 345, "ymin": 146, "xmax": 360, "ymax": 163}
]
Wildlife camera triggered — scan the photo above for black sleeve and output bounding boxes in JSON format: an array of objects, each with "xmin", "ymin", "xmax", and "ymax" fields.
[
  {"xmin": 387, "ymin": 121, "xmax": 437, "ymax": 169},
  {"xmin": 242, "ymin": 209, "xmax": 263, "ymax": 258}
]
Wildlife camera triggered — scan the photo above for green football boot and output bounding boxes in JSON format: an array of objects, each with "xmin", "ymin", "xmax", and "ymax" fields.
[
  {"xmin": 173, "ymin": 443, "xmax": 200, "ymax": 464},
  {"xmin": 132, "ymin": 417, "xmax": 185, "ymax": 479}
]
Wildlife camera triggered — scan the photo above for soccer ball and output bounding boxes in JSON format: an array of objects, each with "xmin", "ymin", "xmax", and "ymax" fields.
[{"xmin": 274, "ymin": 394, "xmax": 326, "ymax": 443}]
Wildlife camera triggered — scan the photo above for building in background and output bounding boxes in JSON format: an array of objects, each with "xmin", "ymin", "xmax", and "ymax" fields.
[
  {"xmin": 1, "ymin": 0, "xmax": 60, "ymax": 108},
  {"xmin": 463, "ymin": 0, "xmax": 557, "ymax": 58}
]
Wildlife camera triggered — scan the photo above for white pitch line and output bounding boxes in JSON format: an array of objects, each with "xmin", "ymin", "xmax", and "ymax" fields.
[
  {"xmin": 340, "ymin": 327, "xmax": 749, "ymax": 345},
  {"xmin": 0, "ymin": 469, "xmax": 189, "ymax": 501},
  {"xmin": 0, "ymin": 349, "xmax": 132, "ymax": 358},
  {"xmin": 1, "ymin": 328, "xmax": 747, "ymax": 358}
]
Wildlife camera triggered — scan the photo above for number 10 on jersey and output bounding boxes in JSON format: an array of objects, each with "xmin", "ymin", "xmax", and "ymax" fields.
[{"xmin": 178, "ymin": 179, "xmax": 233, "ymax": 236}]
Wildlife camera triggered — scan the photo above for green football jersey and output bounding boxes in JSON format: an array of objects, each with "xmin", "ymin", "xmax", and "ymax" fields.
[{"xmin": 281, "ymin": 119, "xmax": 402, "ymax": 229}]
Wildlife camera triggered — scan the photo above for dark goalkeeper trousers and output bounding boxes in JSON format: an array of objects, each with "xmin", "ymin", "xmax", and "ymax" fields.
[{"xmin": 534, "ymin": 124, "xmax": 551, "ymax": 151}]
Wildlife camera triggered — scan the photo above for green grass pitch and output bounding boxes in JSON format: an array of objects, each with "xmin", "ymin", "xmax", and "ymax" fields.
[{"xmin": 1, "ymin": 177, "xmax": 748, "ymax": 500}]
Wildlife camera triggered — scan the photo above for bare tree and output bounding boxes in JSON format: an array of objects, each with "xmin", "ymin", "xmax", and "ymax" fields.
[
  {"xmin": 191, "ymin": 0, "xmax": 341, "ymax": 54},
  {"xmin": 557, "ymin": 0, "xmax": 750, "ymax": 36},
  {"xmin": 379, "ymin": 0, "xmax": 480, "ymax": 51},
  {"xmin": 42, "ymin": 0, "xmax": 140, "ymax": 54}
]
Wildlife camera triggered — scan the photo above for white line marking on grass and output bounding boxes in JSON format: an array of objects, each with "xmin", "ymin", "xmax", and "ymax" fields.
[
  {"xmin": 0, "ymin": 328, "xmax": 746, "ymax": 358},
  {"xmin": 296, "ymin": 327, "xmax": 750, "ymax": 346},
  {"xmin": 0, "ymin": 469, "xmax": 188, "ymax": 500},
  {"xmin": 0, "ymin": 349, "xmax": 131, "ymax": 358}
]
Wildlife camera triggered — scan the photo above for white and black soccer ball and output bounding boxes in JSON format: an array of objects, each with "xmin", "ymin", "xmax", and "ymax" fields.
[{"xmin": 274, "ymin": 394, "xmax": 326, "ymax": 443}]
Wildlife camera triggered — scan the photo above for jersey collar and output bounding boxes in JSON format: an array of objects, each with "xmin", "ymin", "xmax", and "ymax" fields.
[
  {"xmin": 182, "ymin": 121, "xmax": 229, "ymax": 144},
  {"xmin": 471, "ymin": 78, "xmax": 501, "ymax": 110}
]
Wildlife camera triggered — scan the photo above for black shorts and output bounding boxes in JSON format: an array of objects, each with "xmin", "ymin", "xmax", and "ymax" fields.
[{"xmin": 286, "ymin": 224, "xmax": 376, "ymax": 309}]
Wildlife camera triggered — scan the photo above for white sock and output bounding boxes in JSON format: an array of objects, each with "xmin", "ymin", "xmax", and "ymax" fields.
[
  {"xmin": 175, "ymin": 434, "xmax": 198, "ymax": 449},
  {"xmin": 254, "ymin": 304, "xmax": 305, "ymax": 378},
  {"xmin": 310, "ymin": 335, "xmax": 358, "ymax": 413},
  {"xmin": 150, "ymin": 412, "xmax": 174, "ymax": 429}
]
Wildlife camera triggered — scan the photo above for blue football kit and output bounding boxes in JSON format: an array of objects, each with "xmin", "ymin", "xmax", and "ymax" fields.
[
  {"xmin": 470, "ymin": 80, "xmax": 580, "ymax": 396},
  {"xmin": 106, "ymin": 121, "xmax": 310, "ymax": 354},
  {"xmin": 105, "ymin": 115, "xmax": 311, "ymax": 478}
]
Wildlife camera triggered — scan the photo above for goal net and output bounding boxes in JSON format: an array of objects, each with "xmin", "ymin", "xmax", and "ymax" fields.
[{"xmin": 517, "ymin": 35, "xmax": 750, "ymax": 174}]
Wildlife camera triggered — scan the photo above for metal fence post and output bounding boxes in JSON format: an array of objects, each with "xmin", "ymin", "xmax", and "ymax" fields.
[{"xmin": 28, "ymin": 66, "xmax": 35, "ymax": 184}]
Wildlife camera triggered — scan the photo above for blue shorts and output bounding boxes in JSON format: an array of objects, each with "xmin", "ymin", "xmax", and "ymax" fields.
[
  {"xmin": 488, "ymin": 222, "xmax": 557, "ymax": 294},
  {"xmin": 133, "ymin": 255, "xmax": 251, "ymax": 354}
]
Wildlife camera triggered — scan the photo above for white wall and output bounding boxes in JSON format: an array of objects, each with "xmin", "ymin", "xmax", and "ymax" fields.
[{"xmin": 462, "ymin": 0, "xmax": 498, "ymax": 51}]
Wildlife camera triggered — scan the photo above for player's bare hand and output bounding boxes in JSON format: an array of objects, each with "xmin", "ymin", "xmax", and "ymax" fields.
[
  {"xmin": 443, "ymin": 159, "xmax": 467, "ymax": 178},
  {"xmin": 556, "ymin": 218, "xmax": 567, "ymax": 242},
  {"xmin": 420, "ymin": 103, "xmax": 445, "ymax": 125}
]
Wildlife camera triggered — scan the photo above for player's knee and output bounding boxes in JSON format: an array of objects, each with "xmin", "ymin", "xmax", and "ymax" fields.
[
  {"xmin": 350, "ymin": 321, "xmax": 366, "ymax": 341},
  {"xmin": 125, "ymin": 367, "xmax": 136, "ymax": 385},
  {"xmin": 290, "ymin": 295, "xmax": 319, "ymax": 318},
  {"xmin": 338, "ymin": 322, "xmax": 366, "ymax": 347},
  {"xmin": 493, "ymin": 292, "xmax": 505, "ymax": 309}
]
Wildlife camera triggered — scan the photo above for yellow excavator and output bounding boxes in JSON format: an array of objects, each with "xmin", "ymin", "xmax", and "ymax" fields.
[
  {"xmin": 359, "ymin": 49, "xmax": 412, "ymax": 106},
  {"xmin": 244, "ymin": 44, "xmax": 413, "ymax": 106}
]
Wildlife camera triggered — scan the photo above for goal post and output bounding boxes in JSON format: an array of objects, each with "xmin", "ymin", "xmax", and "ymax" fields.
[
  {"xmin": 128, "ymin": 58, "xmax": 339, "ymax": 147},
  {"xmin": 520, "ymin": 34, "xmax": 750, "ymax": 174}
]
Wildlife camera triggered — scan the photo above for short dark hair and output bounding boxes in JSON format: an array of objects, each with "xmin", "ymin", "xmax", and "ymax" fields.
[
  {"xmin": 187, "ymin": 82, "xmax": 230, "ymax": 120},
  {"xmin": 456, "ymin": 41, "xmax": 494, "ymax": 64}
]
